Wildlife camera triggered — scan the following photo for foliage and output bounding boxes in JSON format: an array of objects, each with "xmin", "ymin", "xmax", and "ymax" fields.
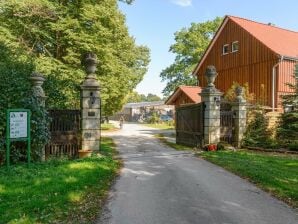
[
  {"xmin": 0, "ymin": 41, "xmax": 34, "ymax": 165},
  {"xmin": 160, "ymin": 17, "xmax": 222, "ymax": 96},
  {"xmin": 146, "ymin": 111, "xmax": 160, "ymax": 124},
  {"xmin": 276, "ymin": 64, "xmax": 298, "ymax": 150},
  {"xmin": 200, "ymin": 150, "xmax": 298, "ymax": 207},
  {"xmin": 0, "ymin": 0, "xmax": 150, "ymax": 115},
  {"xmin": 243, "ymin": 109, "xmax": 277, "ymax": 148},
  {"xmin": 224, "ymin": 82, "xmax": 255, "ymax": 103},
  {"xmin": 126, "ymin": 91, "xmax": 162, "ymax": 103},
  {"xmin": 0, "ymin": 137, "xmax": 120, "ymax": 223},
  {"xmin": 22, "ymin": 94, "xmax": 51, "ymax": 161}
]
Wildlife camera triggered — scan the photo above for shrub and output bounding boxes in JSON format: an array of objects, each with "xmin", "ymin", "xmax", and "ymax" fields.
[
  {"xmin": 276, "ymin": 63, "xmax": 298, "ymax": 150},
  {"xmin": 224, "ymin": 82, "xmax": 255, "ymax": 103},
  {"xmin": 243, "ymin": 109, "xmax": 276, "ymax": 148},
  {"xmin": 22, "ymin": 94, "xmax": 51, "ymax": 161},
  {"xmin": 147, "ymin": 112, "xmax": 160, "ymax": 124}
]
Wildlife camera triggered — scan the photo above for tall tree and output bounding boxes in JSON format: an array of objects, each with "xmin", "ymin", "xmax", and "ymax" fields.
[
  {"xmin": 160, "ymin": 17, "xmax": 222, "ymax": 96},
  {"xmin": 0, "ymin": 0, "xmax": 150, "ymax": 115}
]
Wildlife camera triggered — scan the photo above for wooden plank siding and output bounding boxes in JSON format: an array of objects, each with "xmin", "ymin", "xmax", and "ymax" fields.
[
  {"xmin": 196, "ymin": 19, "xmax": 279, "ymax": 107},
  {"xmin": 276, "ymin": 60, "xmax": 297, "ymax": 107}
]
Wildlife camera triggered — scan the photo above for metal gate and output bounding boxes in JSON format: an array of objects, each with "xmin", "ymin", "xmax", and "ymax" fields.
[
  {"xmin": 45, "ymin": 110, "xmax": 81, "ymax": 159},
  {"xmin": 220, "ymin": 102, "xmax": 234, "ymax": 143},
  {"xmin": 176, "ymin": 103, "xmax": 204, "ymax": 147}
]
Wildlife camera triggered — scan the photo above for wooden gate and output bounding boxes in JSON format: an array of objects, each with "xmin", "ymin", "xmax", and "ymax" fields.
[
  {"xmin": 45, "ymin": 110, "xmax": 81, "ymax": 159},
  {"xmin": 220, "ymin": 102, "xmax": 234, "ymax": 143},
  {"xmin": 176, "ymin": 103, "xmax": 204, "ymax": 147}
]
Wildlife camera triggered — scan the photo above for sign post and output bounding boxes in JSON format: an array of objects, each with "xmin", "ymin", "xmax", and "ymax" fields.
[{"xmin": 6, "ymin": 109, "xmax": 31, "ymax": 167}]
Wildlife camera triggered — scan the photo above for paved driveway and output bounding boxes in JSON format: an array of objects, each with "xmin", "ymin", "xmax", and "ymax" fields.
[{"xmin": 97, "ymin": 123, "xmax": 297, "ymax": 224}]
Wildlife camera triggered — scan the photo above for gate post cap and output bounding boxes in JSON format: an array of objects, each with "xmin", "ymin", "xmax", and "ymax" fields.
[
  {"xmin": 82, "ymin": 52, "xmax": 97, "ymax": 75},
  {"xmin": 205, "ymin": 65, "xmax": 218, "ymax": 88}
]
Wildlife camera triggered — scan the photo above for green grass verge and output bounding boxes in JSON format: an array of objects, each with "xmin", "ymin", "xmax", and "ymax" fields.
[
  {"xmin": 101, "ymin": 123, "xmax": 118, "ymax": 131},
  {"xmin": 143, "ymin": 123, "xmax": 174, "ymax": 130},
  {"xmin": 200, "ymin": 150, "xmax": 298, "ymax": 207},
  {"xmin": 155, "ymin": 134, "xmax": 193, "ymax": 151},
  {"xmin": 0, "ymin": 137, "xmax": 120, "ymax": 223}
]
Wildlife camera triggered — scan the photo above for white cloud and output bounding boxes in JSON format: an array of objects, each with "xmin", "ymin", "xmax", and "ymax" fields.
[{"xmin": 172, "ymin": 0, "xmax": 192, "ymax": 7}]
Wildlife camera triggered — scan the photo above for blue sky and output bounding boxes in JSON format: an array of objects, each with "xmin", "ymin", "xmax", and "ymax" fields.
[{"xmin": 119, "ymin": 0, "xmax": 298, "ymax": 97}]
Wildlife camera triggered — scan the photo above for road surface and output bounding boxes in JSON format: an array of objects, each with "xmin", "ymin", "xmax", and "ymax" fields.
[{"xmin": 97, "ymin": 123, "xmax": 297, "ymax": 224}]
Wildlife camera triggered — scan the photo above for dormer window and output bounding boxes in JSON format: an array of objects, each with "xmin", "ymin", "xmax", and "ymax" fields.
[
  {"xmin": 222, "ymin": 44, "xmax": 229, "ymax": 55},
  {"xmin": 232, "ymin": 41, "xmax": 239, "ymax": 52}
]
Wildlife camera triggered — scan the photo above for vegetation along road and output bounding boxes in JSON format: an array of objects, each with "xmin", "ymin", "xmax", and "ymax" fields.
[{"xmin": 97, "ymin": 123, "xmax": 297, "ymax": 224}]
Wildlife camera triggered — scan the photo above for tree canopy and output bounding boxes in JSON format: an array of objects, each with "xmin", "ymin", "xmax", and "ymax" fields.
[
  {"xmin": 126, "ymin": 91, "xmax": 162, "ymax": 103},
  {"xmin": 0, "ymin": 0, "xmax": 150, "ymax": 115},
  {"xmin": 160, "ymin": 17, "xmax": 222, "ymax": 96}
]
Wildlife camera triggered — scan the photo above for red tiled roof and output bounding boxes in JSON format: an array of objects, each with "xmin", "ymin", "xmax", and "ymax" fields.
[
  {"xmin": 228, "ymin": 16, "xmax": 298, "ymax": 58},
  {"xmin": 165, "ymin": 86, "xmax": 202, "ymax": 105},
  {"xmin": 179, "ymin": 86, "xmax": 202, "ymax": 103}
]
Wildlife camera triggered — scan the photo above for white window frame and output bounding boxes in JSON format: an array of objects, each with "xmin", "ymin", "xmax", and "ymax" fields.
[
  {"xmin": 232, "ymin": 41, "xmax": 239, "ymax": 53},
  {"xmin": 222, "ymin": 44, "xmax": 229, "ymax": 55}
]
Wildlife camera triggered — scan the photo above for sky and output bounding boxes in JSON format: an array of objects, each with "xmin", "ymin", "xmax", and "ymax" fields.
[{"xmin": 119, "ymin": 0, "xmax": 298, "ymax": 97}]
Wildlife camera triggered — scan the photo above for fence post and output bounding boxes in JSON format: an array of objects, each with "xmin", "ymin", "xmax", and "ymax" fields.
[
  {"xmin": 232, "ymin": 86, "xmax": 247, "ymax": 148},
  {"xmin": 80, "ymin": 53, "xmax": 101, "ymax": 156},
  {"xmin": 29, "ymin": 72, "xmax": 46, "ymax": 161},
  {"xmin": 29, "ymin": 72, "xmax": 46, "ymax": 107},
  {"xmin": 200, "ymin": 65, "xmax": 222, "ymax": 145}
]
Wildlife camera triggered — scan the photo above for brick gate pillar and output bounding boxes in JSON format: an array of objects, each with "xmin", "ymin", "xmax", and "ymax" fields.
[
  {"xmin": 232, "ymin": 86, "xmax": 247, "ymax": 148},
  {"xmin": 80, "ymin": 53, "xmax": 101, "ymax": 156},
  {"xmin": 200, "ymin": 66, "xmax": 223, "ymax": 145}
]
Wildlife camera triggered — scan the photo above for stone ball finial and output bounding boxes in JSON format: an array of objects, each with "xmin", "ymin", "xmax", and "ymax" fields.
[
  {"xmin": 83, "ymin": 52, "xmax": 97, "ymax": 75},
  {"xmin": 205, "ymin": 65, "xmax": 218, "ymax": 88}
]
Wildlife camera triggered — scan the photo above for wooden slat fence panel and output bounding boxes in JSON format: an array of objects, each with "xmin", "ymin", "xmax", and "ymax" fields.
[{"xmin": 176, "ymin": 103, "xmax": 204, "ymax": 147}]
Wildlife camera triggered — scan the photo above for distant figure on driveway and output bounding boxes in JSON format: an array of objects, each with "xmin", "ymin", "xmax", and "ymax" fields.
[{"xmin": 119, "ymin": 115, "xmax": 124, "ymax": 129}]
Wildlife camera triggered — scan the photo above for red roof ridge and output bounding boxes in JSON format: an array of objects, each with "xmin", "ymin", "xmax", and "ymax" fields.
[{"xmin": 227, "ymin": 15, "xmax": 298, "ymax": 35}]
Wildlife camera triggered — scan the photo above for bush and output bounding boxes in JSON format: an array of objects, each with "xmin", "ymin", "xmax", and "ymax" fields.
[
  {"xmin": 22, "ymin": 94, "xmax": 51, "ymax": 161},
  {"xmin": 0, "ymin": 43, "xmax": 34, "ymax": 165},
  {"xmin": 146, "ymin": 112, "xmax": 160, "ymax": 124},
  {"xmin": 243, "ymin": 109, "xmax": 276, "ymax": 148},
  {"xmin": 276, "ymin": 63, "xmax": 298, "ymax": 150}
]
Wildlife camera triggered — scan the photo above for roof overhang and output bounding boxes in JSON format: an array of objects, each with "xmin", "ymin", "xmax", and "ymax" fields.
[{"xmin": 165, "ymin": 87, "xmax": 182, "ymax": 105}]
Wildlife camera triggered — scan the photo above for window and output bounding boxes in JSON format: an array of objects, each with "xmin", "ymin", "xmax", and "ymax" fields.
[
  {"xmin": 222, "ymin": 44, "xmax": 229, "ymax": 55},
  {"xmin": 232, "ymin": 41, "xmax": 239, "ymax": 52}
]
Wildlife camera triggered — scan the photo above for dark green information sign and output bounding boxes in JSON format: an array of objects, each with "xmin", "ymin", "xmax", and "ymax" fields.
[{"xmin": 6, "ymin": 109, "xmax": 31, "ymax": 167}]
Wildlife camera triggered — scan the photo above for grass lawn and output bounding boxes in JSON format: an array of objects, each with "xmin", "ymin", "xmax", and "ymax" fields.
[
  {"xmin": 200, "ymin": 150, "xmax": 298, "ymax": 207},
  {"xmin": 101, "ymin": 123, "xmax": 118, "ymax": 131},
  {"xmin": 0, "ymin": 137, "xmax": 120, "ymax": 223},
  {"xmin": 143, "ymin": 123, "xmax": 174, "ymax": 130}
]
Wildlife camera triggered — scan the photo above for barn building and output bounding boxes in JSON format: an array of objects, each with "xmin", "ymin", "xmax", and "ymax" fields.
[{"xmin": 193, "ymin": 15, "xmax": 298, "ymax": 110}]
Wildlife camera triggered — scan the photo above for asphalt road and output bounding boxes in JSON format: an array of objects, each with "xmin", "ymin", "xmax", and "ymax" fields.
[{"xmin": 97, "ymin": 123, "xmax": 297, "ymax": 224}]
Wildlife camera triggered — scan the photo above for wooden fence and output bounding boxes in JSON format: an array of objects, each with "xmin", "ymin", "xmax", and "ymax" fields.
[
  {"xmin": 176, "ymin": 103, "xmax": 204, "ymax": 147},
  {"xmin": 45, "ymin": 110, "xmax": 81, "ymax": 159}
]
